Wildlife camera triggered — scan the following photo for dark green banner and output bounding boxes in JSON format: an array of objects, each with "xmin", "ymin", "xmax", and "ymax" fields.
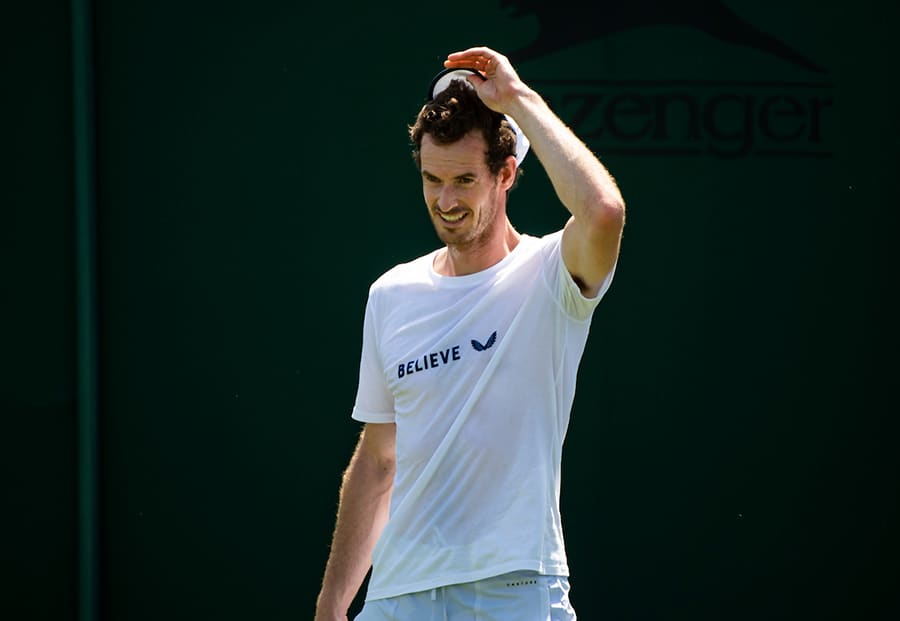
[{"xmin": 4, "ymin": 1, "xmax": 897, "ymax": 619}]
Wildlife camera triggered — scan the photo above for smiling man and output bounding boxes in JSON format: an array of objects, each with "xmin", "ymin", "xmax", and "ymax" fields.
[{"xmin": 314, "ymin": 47, "xmax": 625, "ymax": 621}]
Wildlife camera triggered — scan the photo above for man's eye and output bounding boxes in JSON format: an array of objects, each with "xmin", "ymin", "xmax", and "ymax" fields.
[{"xmin": 458, "ymin": 177, "xmax": 475, "ymax": 185}]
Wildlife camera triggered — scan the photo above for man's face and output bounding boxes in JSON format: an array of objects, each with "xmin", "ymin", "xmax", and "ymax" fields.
[{"xmin": 419, "ymin": 131, "xmax": 512, "ymax": 249}]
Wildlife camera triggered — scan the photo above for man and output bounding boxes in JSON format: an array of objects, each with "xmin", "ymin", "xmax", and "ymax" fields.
[{"xmin": 315, "ymin": 46, "xmax": 625, "ymax": 620}]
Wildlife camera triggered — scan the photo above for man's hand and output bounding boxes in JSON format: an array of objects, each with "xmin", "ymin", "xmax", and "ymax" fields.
[{"xmin": 443, "ymin": 47, "xmax": 525, "ymax": 116}]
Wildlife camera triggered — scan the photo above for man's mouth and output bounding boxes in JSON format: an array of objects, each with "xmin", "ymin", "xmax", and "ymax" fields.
[{"xmin": 437, "ymin": 210, "xmax": 468, "ymax": 223}]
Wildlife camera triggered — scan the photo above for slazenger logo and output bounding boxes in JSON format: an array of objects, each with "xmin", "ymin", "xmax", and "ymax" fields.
[
  {"xmin": 505, "ymin": 0, "xmax": 834, "ymax": 159},
  {"xmin": 397, "ymin": 331, "xmax": 499, "ymax": 379}
]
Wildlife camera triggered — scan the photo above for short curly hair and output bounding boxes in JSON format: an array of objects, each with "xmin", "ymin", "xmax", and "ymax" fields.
[{"xmin": 409, "ymin": 79, "xmax": 520, "ymax": 179}]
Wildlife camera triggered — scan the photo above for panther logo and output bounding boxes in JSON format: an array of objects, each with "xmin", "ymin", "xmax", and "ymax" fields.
[{"xmin": 503, "ymin": 0, "xmax": 825, "ymax": 74}]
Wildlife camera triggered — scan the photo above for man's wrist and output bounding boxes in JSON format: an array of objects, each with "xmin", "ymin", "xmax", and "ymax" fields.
[
  {"xmin": 314, "ymin": 602, "xmax": 346, "ymax": 621},
  {"xmin": 505, "ymin": 85, "xmax": 544, "ymax": 126},
  {"xmin": 315, "ymin": 592, "xmax": 348, "ymax": 620}
]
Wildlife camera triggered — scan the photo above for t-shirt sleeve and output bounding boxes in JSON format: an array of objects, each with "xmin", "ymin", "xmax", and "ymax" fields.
[
  {"xmin": 351, "ymin": 289, "xmax": 396, "ymax": 423},
  {"xmin": 542, "ymin": 231, "xmax": 617, "ymax": 322}
]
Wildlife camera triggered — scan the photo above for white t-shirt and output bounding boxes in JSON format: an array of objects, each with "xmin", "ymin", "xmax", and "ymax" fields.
[{"xmin": 351, "ymin": 230, "xmax": 614, "ymax": 601}]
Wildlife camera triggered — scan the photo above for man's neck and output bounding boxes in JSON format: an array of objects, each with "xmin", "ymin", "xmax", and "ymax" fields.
[{"xmin": 434, "ymin": 220, "xmax": 521, "ymax": 277}]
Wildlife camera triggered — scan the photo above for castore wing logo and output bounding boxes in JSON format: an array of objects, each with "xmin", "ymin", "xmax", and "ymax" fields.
[{"xmin": 471, "ymin": 331, "xmax": 498, "ymax": 352}]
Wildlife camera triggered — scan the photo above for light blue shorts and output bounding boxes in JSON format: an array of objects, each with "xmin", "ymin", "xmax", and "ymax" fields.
[{"xmin": 354, "ymin": 571, "xmax": 576, "ymax": 620}]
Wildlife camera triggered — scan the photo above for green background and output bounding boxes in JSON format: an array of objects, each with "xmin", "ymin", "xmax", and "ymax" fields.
[{"xmin": 3, "ymin": 1, "xmax": 897, "ymax": 619}]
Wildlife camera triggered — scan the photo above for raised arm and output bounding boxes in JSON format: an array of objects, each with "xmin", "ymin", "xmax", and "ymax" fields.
[
  {"xmin": 444, "ymin": 47, "xmax": 625, "ymax": 297},
  {"xmin": 315, "ymin": 422, "xmax": 396, "ymax": 621}
]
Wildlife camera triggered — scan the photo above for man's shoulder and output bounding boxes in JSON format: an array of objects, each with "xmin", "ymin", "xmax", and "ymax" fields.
[
  {"xmin": 513, "ymin": 230, "xmax": 564, "ymax": 264},
  {"xmin": 369, "ymin": 249, "xmax": 438, "ymax": 294},
  {"xmin": 535, "ymin": 229, "xmax": 564, "ymax": 248}
]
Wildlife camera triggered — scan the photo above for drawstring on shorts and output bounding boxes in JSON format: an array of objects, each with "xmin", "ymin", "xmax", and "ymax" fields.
[{"xmin": 430, "ymin": 587, "xmax": 448, "ymax": 621}]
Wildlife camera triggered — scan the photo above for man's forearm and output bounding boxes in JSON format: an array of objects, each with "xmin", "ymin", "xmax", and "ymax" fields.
[
  {"xmin": 315, "ymin": 442, "xmax": 394, "ymax": 620},
  {"xmin": 508, "ymin": 86, "xmax": 624, "ymax": 224}
]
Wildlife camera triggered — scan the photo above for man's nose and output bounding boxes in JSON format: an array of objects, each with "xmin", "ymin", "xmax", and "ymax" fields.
[{"xmin": 437, "ymin": 186, "xmax": 458, "ymax": 211}]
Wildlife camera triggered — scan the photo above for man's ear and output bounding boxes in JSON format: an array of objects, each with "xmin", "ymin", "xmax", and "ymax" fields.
[{"xmin": 500, "ymin": 155, "xmax": 517, "ymax": 191}]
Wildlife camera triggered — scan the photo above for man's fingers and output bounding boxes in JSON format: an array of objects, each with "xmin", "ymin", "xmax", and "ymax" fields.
[
  {"xmin": 443, "ymin": 58, "xmax": 489, "ymax": 72},
  {"xmin": 445, "ymin": 47, "xmax": 504, "ymax": 71},
  {"xmin": 446, "ymin": 46, "xmax": 496, "ymax": 60}
]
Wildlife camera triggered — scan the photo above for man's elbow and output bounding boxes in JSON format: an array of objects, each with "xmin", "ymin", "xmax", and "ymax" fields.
[
  {"xmin": 359, "ymin": 446, "xmax": 396, "ymax": 483},
  {"xmin": 584, "ymin": 194, "xmax": 625, "ymax": 241}
]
